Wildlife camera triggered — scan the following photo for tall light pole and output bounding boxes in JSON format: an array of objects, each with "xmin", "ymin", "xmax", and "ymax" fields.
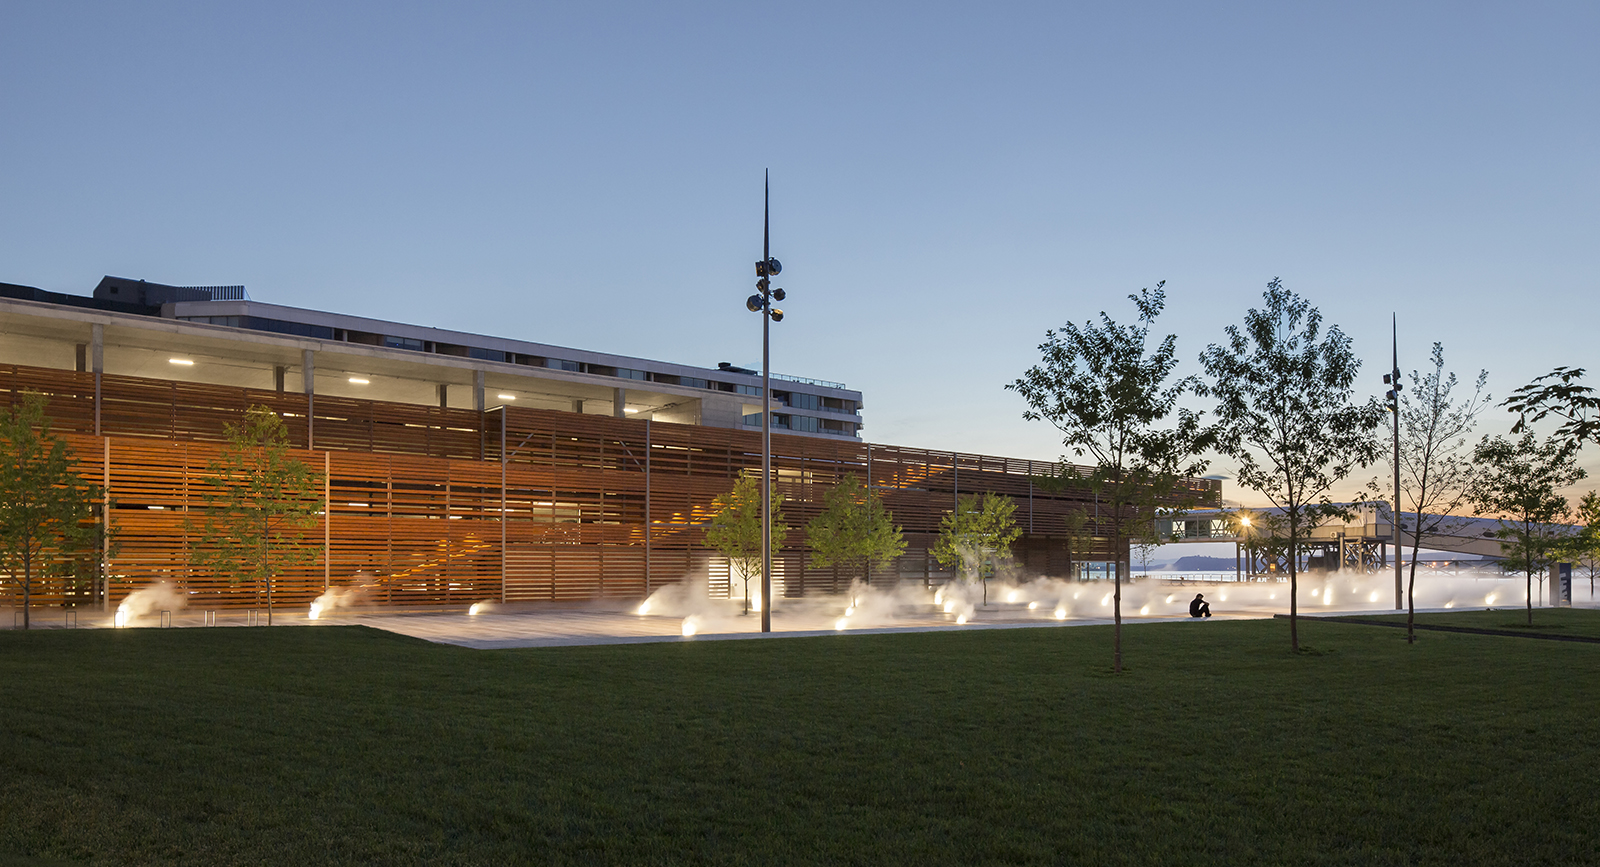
[
  {"xmin": 1383, "ymin": 314, "xmax": 1402, "ymax": 609},
  {"xmin": 746, "ymin": 172, "xmax": 785, "ymax": 633}
]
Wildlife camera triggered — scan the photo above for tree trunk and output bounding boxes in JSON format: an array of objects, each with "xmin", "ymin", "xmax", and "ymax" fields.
[
  {"xmin": 1113, "ymin": 547, "xmax": 1123, "ymax": 674},
  {"xmin": 1288, "ymin": 517, "xmax": 1299, "ymax": 652},
  {"xmin": 1407, "ymin": 535, "xmax": 1422, "ymax": 644},
  {"xmin": 21, "ymin": 551, "xmax": 31, "ymax": 630}
]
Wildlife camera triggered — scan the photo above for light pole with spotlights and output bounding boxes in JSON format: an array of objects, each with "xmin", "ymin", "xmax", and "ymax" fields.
[{"xmin": 746, "ymin": 172, "xmax": 786, "ymax": 633}]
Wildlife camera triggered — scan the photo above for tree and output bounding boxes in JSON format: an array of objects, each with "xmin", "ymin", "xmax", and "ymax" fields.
[
  {"xmin": 1009, "ymin": 282, "xmax": 1211, "ymax": 673},
  {"xmin": 189, "ymin": 406, "xmax": 322, "ymax": 625},
  {"xmin": 805, "ymin": 473, "xmax": 906, "ymax": 589},
  {"xmin": 1374, "ymin": 343, "xmax": 1490, "ymax": 644},
  {"xmin": 704, "ymin": 469, "xmax": 788, "ymax": 613},
  {"xmin": 1198, "ymin": 278, "xmax": 1385, "ymax": 652},
  {"xmin": 1503, "ymin": 366, "xmax": 1600, "ymax": 449},
  {"xmin": 933, "ymin": 492, "xmax": 1020, "ymax": 603},
  {"xmin": 1565, "ymin": 491, "xmax": 1600, "ymax": 601},
  {"xmin": 0, "ymin": 393, "xmax": 101, "ymax": 629},
  {"xmin": 1470, "ymin": 432, "xmax": 1583, "ymax": 625}
]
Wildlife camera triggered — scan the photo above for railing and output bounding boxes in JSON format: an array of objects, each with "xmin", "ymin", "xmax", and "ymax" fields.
[{"xmin": 769, "ymin": 372, "xmax": 847, "ymax": 390}]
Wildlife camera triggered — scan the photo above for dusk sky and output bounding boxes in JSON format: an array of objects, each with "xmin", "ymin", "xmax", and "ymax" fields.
[{"xmin": 3, "ymin": 1, "xmax": 1596, "ymax": 505}]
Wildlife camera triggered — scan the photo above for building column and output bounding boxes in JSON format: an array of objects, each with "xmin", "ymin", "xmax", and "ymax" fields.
[
  {"xmin": 274, "ymin": 366, "xmax": 286, "ymax": 393},
  {"xmin": 437, "ymin": 384, "xmax": 449, "ymax": 408},
  {"xmin": 572, "ymin": 399, "xmax": 584, "ymax": 414},
  {"xmin": 614, "ymin": 387, "xmax": 626, "ymax": 418},
  {"xmin": 91, "ymin": 323, "xmax": 104, "ymax": 436},
  {"xmin": 473, "ymin": 370, "xmax": 485, "ymax": 413},
  {"xmin": 302, "ymin": 349, "xmax": 315, "ymax": 448}
]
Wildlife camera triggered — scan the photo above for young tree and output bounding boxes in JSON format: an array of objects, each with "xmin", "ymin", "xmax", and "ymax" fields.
[
  {"xmin": 933, "ymin": 492, "xmax": 1020, "ymax": 603},
  {"xmin": 1198, "ymin": 278, "xmax": 1385, "ymax": 652},
  {"xmin": 1374, "ymin": 343, "xmax": 1491, "ymax": 644},
  {"xmin": 0, "ymin": 393, "xmax": 102, "ymax": 629},
  {"xmin": 1470, "ymin": 432, "xmax": 1584, "ymax": 625},
  {"xmin": 189, "ymin": 406, "xmax": 322, "ymax": 625},
  {"xmin": 805, "ymin": 473, "xmax": 906, "ymax": 589},
  {"xmin": 1009, "ymin": 282, "xmax": 1211, "ymax": 673},
  {"xmin": 1565, "ymin": 491, "xmax": 1600, "ymax": 601},
  {"xmin": 704, "ymin": 469, "xmax": 788, "ymax": 613}
]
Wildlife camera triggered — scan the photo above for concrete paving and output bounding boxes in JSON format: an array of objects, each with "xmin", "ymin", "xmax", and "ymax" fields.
[{"xmin": 9, "ymin": 585, "xmax": 1595, "ymax": 649}]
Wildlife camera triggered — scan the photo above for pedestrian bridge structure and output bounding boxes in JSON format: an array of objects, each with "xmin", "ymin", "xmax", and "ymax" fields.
[{"xmin": 1155, "ymin": 505, "xmax": 1536, "ymax": 577}]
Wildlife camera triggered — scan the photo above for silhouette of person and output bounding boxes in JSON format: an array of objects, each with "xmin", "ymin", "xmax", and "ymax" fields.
[{"xmin": 1189, "ymin": 593, "xmax": 1212, "ymax": 618}]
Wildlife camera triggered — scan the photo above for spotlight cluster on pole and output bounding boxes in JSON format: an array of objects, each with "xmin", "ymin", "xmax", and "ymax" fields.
[{"xmin": 746, "ymin": 171, "xmax": 787, "ymax": 633}]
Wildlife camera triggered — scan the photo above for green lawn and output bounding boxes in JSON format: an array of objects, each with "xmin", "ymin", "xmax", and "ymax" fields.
[
  {"xmin": 1337, "ymin": 606, "xmax": 1600, "ymax": 639},
  {"xmin": 2, "ymin": 618, "xmax": 1599, "ymax": 866}
]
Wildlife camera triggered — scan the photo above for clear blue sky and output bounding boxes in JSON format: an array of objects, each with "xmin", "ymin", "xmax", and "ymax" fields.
[{"xmin": 3, "ymin": 2, "xmax": 1596, "ymax": 503}]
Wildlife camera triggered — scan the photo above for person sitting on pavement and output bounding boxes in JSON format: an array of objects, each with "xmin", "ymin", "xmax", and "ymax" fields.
[{"xmin": 1189, "ymin": 593, "xmax": 1212, "ymax": 618}]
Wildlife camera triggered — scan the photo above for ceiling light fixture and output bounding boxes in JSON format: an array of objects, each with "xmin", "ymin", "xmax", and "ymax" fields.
[
  {"xmin": 348, "ymin": 377, "xmax": 369, "ymax": 385},
  {"xmin": 497, "ymin": 393, "xmax": 516, "ymax": 400},
  {"xmin": 168, "ymin": 358, "xmax": 194, "ymax": 366}
]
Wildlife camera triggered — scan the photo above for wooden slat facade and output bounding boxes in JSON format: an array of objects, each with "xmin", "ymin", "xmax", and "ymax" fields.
[{"xmin": 0, "ymin": 363, "xmax": 1221, "ymax": 609}]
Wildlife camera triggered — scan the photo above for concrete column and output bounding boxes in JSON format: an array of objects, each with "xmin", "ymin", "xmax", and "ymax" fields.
[
  {"xmin": 91, "ymin": 324, "xmax": 104, "ymax": 436},
  {"xmin": 473, "ymin": 370, "xmax": 485, "ymax": 413},
  {"xmin": 613, "ymin": 387, "xmax": 626, "ymax": 418},
  {"xmin": 437, "ymin": 384, "xmax": 449, "ymax": 408}
]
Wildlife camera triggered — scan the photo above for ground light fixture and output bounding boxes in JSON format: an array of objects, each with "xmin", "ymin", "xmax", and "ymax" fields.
[{"xmin": 746, "ymin": 171, "xmax": 787, "ymax": 634}]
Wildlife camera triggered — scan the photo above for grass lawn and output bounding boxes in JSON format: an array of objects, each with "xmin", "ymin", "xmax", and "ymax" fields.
[
  {"xmin": 1338, "ymin": 606, "xmax": 1600, "ymax": 640},
  {"xmin": 3, "ymin": 617, "xmax": 1599, "ymax": 866}
]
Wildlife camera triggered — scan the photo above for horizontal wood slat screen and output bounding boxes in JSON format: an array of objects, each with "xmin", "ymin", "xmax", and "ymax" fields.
[{"xmin": 0, "ymin": 363, "xmax": 1220, "ymax": 611}]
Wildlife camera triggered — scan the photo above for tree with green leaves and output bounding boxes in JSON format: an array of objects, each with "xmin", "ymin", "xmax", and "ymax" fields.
[
  {"xmin": 704, "ymin": 469, "xmax": 788, "ymax": 613},
  {"xmin": 1504, "ymin": 366, "xmax": 1600, "ymax": 449},
  {"xmin": 0, "ymin": 393, "xmax": 102, "ymax": 629},
  {"xmin": 1565, "ymin": 491, "xmax": 1600, "ymax": 601},
  {"xmin": 805, "ymin": 473, "xmax": 906, "ymax": 590},
  {"xmin": 188, "ymin": 405, "xmax": 322, "ymax": 625},
  {"xmin": 1371, "ymin": 343, "xmax": 1490, "ymax": 644},
  {"xmin": 933, "ymin": 492, "xmax": 1020, "ymax": 604},
  {"xmin": 1470, "ymin": 432, "xmax": 1583, "ymax": 625},
  {"xmin": 1198, "ymin": 278, "xmax": 1385, "ymax": 652},
  {"xmin": 1010, "ymin": 281, "xmax": 1212, "ymax": 672}
]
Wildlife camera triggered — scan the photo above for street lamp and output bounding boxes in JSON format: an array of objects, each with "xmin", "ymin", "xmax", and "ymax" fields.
[
  {"xmin": 746, "ymin": 172, "xmax": 786, "ymax": 633},
  {"xmin": 1382, "ymin": 314, "xmax": 1402, "ymax": 609}
]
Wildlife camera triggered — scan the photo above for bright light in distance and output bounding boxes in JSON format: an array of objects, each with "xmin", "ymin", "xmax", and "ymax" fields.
[
  {"xmin": 624, "ymin": 408, "xmax": 640, "ymax": 414},
  {"xmin": 348, "ymin": 377, "xmax": 369, "ymax": 385},
  {"xmin": 168, "ymin": 358, "xmax": 194, "ymax": 366},
  {"xmin": 1240, "ymin": 516, "xmax": 1251, "ymax": 526},
  {"xmin": 497, "ymin": 394, "xmax": 516, "ymax": 401}
]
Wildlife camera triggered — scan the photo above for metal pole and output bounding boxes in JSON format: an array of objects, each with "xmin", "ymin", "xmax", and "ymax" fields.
[
  {"xmin": 760, "ymin": 176, "xmax": 773, "ymax": 634},
  {"xmin": 1392, "ymin": 314, "xmax": 1402, "ymax": 610}
]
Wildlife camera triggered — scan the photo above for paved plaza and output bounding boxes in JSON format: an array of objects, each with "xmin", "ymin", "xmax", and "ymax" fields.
[{"xmin": 15, "ymin": 585, "xmax": 1572, "ymax": 648}]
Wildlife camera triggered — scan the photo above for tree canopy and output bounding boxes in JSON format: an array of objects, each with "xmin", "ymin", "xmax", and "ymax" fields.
[
  {"xmin": 188, "ymin": 406, "xmax": 322, "ymax": 625},
  {"xmin": 704, "ymin": 470, "xmax": 788, "ymax": 612},
  {"xmin": 1470, "ymin": 432, "xmax": 1583, "ymax": 625},
  {"xmin": 805, "ymin": 473, "xmax": 906, "ymax": 587},
  {"xmin": 933, "ymin": 492, "xmax": 1020, "ymax": 591},
  {"xmin": 1009, "ymin": 281, "xmax": 1211, "ymax": 672},
  {"xmin": 0, "ymin": 393, "xmax": 102, "ymax": 629},
  {"xmin": 1198, "ymin": 278, "xmax": 1385, "ymax": 651}
]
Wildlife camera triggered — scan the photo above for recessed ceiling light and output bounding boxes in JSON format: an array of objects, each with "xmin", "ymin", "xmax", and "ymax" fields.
[
  {"xmin": 168, "ymin": 358, "xmax": 194, "ymax": 366},
  {"xmin": 497, "ymin": 393, "xmax": 515, "ymax": 400},
  {"xmin": 348, "ymin": 377, "xmax": 369, "ymax": 385}
]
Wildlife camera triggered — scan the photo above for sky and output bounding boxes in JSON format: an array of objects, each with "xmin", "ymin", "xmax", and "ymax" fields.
[{"xmin": 3, "ymin": 1, "xmax": 1597, "ymax": 507}]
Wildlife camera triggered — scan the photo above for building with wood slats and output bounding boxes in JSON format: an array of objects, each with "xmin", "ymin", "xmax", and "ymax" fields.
[{"xmin": 0, "ymin": 277, "xmax": 1221, "ymax": 610}]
